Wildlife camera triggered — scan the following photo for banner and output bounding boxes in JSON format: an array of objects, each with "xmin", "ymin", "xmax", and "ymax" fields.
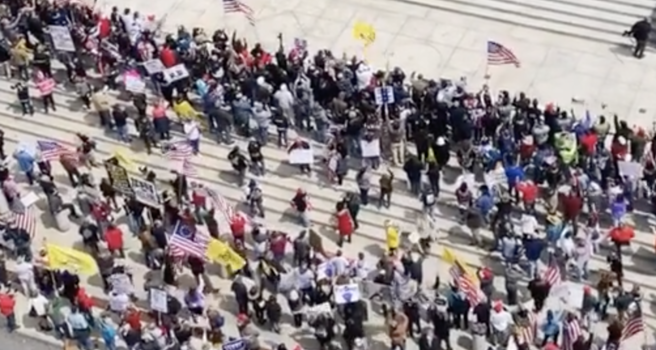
[
  {"xmin": 289, "ymin": 148, "xmax": 314, "ymax": 164},
  {"xmin": 105, "ymin": 163, "xmax": 133, "ymax": 195},
  {"xmin": 149, "ymin": 288, "xmax": 168, "ymax": 313},
  {"xmin": 206, "ymin": 239, "xmax": 246, "ymax": 271},
  {"xmin": 143, "ymin": 59, "xmax": 166, "ymax": 75}
]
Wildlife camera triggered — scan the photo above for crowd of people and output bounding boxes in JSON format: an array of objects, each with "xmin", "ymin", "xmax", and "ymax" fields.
[{"xmin": 0, "ymin": 0, "xmax": 652, "ymax": 350}]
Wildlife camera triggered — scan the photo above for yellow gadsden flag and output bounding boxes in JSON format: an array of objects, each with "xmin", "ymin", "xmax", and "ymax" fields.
[
  {"xmin": 111, "ymin": 150, "xmax": 137, "ymax": 171},
  {"xmin": 46, "ymin": 244, "xmax": 98, "ymax": 275},
  {"xmin": 352, "ymin": 21, "xmax": 376, "ymax": 46},
  {"xmin": 206, "ymin": 239, "xmax": 246, "ymax": 272},
  {"xmin": 442, "ymin": 247, "xmax": 478, "ymax": 283}
]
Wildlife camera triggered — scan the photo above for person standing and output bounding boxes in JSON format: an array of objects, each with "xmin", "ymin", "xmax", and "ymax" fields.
[
  {"xmin": 0, "ymin": 291, "xmax": 16, "ymax": 331},
  {"xmin": 184, "ymin": 119, "xmax": 201, "ymax": 154},
  {"xmin": 34, "ymin": 71, "xmax": 56, "ymax": 113}
]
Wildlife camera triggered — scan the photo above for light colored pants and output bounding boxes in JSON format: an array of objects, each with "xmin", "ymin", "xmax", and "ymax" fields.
[{"xmin": 391, "ymin": 142, "xmax": 405, "ymax": 165}]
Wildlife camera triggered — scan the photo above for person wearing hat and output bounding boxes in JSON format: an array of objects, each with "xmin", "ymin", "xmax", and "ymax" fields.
[{"xmin": 489, "ymin": 301, "xmax": 511, "ymax": 346}]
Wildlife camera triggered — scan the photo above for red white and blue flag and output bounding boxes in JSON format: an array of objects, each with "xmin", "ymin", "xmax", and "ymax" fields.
[
  {"xmin": 169, "ymin": 221, "xmax": 210, "ymax": 259},
  {"xmin": 37, "ymin": 140, "xmax": 76, "ymax": 162}
]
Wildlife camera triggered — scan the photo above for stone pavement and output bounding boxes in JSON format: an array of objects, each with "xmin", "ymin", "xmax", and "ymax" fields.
[
  {"xmin": 0, "ymin": 75, "xmax": 653, "ymax": 348},
  {"xmin": 87, "ymin": 0, "xmax": 656, "ymax": 128}
]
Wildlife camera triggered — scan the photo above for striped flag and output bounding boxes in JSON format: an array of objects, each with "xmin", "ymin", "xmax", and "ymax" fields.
[
  {"xmin": 448, "ymin": 261, "xmax": 483, "ymax": 305},
  {"xmin": 162, "ymin": 141, "xmax": 193, "ymax": 161},
  {"xmin": 37, "ymin": 140, "xmax": 76, "ymax": 162},
  {"xmin": 562, "ymin": 318, "xmax": 583, "ymax": 350},
  {"xmin": 11, "ymin": 209, "xmax": 36, "ymax": 238},
  {"xmin": 223, "ymin": 0, "xmax": 254, "ymax": 25},
  {"xmin": 518, "ymin": 312, "xmax": 537, "ymax": 345},
  {"xmin": 487, "ymin": 41, "xmax": 520, "ymax": 67},
  {"xmin": 622, "ymin": 310, "xmax": 645, "ymax": 341},
  {"xmin": 542, "ymin": 258, "xmax": 561, "ymax": 287},
  {"xmin": 180, "ymin": 158, "xmax": 198, "ymax": 177},
  {"xmin": 169, "ymin": 221, "xmax": 211, "ymax": 259}
]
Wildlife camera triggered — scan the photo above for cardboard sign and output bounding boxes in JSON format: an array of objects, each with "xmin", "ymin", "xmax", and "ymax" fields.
[
  {"xmin": 49, "ymin": 25, "xmax": 75, "ymax": 52},
  {"xmin": 143, "ymin": 59, "xmax": 166, "ymax": 75},
  {"xmin": 289, "ymin": 148, "xmax": 314, "ymax": 164},
  {"xmin": 360, "ymin": 138, "xmax": 380, "ymax": 158},
  {"xmin": 149, "ymin": 288, "xmax": 168, "ymax": 313},
  {"xmin": 162, "ymin": 64, "xmax": 189, "ymax": 84},
  {"xmin": 130, "ymin": 176, "xmax": 160, "ymax": 207},
  {"xmin": 124, "ymin": 74, "xmax": 146, "ymax": 93}
]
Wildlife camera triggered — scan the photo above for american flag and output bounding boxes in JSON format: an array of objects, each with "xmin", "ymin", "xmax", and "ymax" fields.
[
  {"xmin": 518, "ymin": 312, "xmax": 537, "ymax": 345},
  {"xmin": 162, "ymin": 141, "xmax": 193, "ymax": 161},
  {"xmin": 542, "ymin": 258, "xmax": 561, "ymax": 287},
  {"xmin": 622, "ymin": 310, "xmax": 644, "ymax": 341},
  {"xmin": 562, "ymin": 318, "xmax": 583, "ymax": 350},
  {"xmin": 448, "ymin": 261, "xmax": 483, "ymax": 305},
  {"xmin": 11, "ymin": 209, "xmax": 36, "ymax": 238},
  {"xmin": 37, "ymin": 140, "xmax": 76, "ymax": 162},
  {"xmin": 487, "ymin": 41, "xmax": 520, "ymax": 67},
  {"xmin": 223, "ymin": 0, "xmax": 254, "ymax": 25},
  {"xmin": 205, "ymin": 187, "xmax": 252, "ymax": 227},
  {"xmin": 169, "ymin": 221, "xmax": 211, "ymax": 259},
  {"xmin": 180, "ymin": 159, "xmax": 198, "ymax": 177}
]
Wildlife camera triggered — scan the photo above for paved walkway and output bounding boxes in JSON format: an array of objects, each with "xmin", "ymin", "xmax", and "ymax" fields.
[
  {"xmin": 90, "ymin": 0, "xmax": 656, "ymax": 127},
  {"xmin": 0, "ymin": 76, "xmax": 653, "ymax": 348}
]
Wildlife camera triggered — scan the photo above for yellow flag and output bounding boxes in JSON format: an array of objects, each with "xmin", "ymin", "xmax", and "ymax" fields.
[
  {"xmin": 352, "ymin": 21, "xmax": 376, "ymax": 46},
  {"xmin": 112, "ymin": 150, "xmax": 136, "ymax": 171},
  {"xmin": 46, "ymin": 244, "xmax": 98, "ymax": 275},
  {"xmin": 442, "ymin": 247, "xmax": 478, "ymax": 282},
  {"xmin": 206, "ymin": 239, "xmax": 246, "ymax": 272}
]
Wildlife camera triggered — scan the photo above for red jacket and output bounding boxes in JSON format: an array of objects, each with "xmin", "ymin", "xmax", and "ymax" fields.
[
  {"xmin": 0, "ymin": 294, "xmax": 15, "ymax": 316},
  {"xmin": 77, "ymin": 288, "xmax": 94, "ymax": 309},
  {"xmin": 561, "ymin": 194, "xmax": 582, "ymax": 220},
  {"xmin": 336, "ymin": 209, "xmax": 353, "ymax": 237},
  {"xmin": 104, "ymin": 226, "xmax": 124, "ymax": 251},
  {"xmin": 517, "ymin": 181, "xmax": 538, "ymax": 204},
  {"xmin": 160, "ymin": 47, "xmax": 177, "ymax": 68},
  {"xmin": 230, "ymin": 215, "xmax": 246, "ymax": 237}
]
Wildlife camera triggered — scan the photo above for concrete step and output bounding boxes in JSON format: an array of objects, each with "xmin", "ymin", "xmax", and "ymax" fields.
[{"xmin": 413, "ymin": 0, "xmax": 640, "ymax": 46}]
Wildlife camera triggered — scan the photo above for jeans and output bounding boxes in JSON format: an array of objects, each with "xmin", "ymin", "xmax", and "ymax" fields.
[
  {"xmin": 42, "ymin": 94, "xmax": 56, "ymax": 113},
  {"xmin": 20, "ymin": 100, "xmax": 34, "ymax": 115},
  {"xmin": 189, "ymin": 139, "xmax": 200, "ymax": 154},
  {"xmin": 359, "ymin": 188, "xmax": 369, "ymax": 206},
  {"xmin": 257, "ymin": 126, "xmax": 268, "ymax": 146},
  {"xmin": 5, "ymin": 312, "xmax": 16, "ymax": 331},
  {"xmin": 299, "ymin": 211, "xmax": 310, "ymax": 227},
  {"xmin": 116, "ymin": 125, "xmax": 130, "ymax": 142},
  {"xmin": 277, "ymin": 129, "xmax": 288, "ymax": 148}
]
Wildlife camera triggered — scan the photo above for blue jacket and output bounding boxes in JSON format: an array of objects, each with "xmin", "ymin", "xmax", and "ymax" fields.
[
  {"xmin": 14, "ymin": 150, "xmax": 34, "ymax": 173},
  {"xmin": 476, "ymin": 194, "xmax": 494, "ymax": 215},
  {"xmin": 100, "ymin": 323, "xmax": 117, "ymax": 344},
  {"xmin": 541, "ymin": 310, "xmax": 560, "ymax": 336},
  {"xmin": 546, "ymin": 223, "xmax": 563, "ymax": 243},
  {"xmin": 523, "ymin": 238, "xmax": 545, "ymax": 262},
  {"xmin": 505, "ymin": 166, "xmax": 524, "ymax": 187}
]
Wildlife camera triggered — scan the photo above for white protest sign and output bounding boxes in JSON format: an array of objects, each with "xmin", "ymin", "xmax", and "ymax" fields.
[
  {"xmin": 306, "ymin": 302, "xmax": 332, "ymax": 319},
  {"xmin": 130, "ymin": 176, "xmax": 160, "ymax": 207},
  {"xmin": 374, "ymin": 86, "xmax": 394, "ymax": 106},
  {"xmin": 109, "ymin": 273, "xmax": 133, "ymax": 295},
  {"xmin": 289, "ymin": 148, "xmax": 314, "ymax": 165},
  {"xmin": 360, "ymin": 138, "xmax": 380, "ymax": 158},
  {"xmin": 618, "ymin": 161, "xmax": 642, "ymax": 179},
  {"xmin": 334, "ymin": 283, "xmax": 361, "ymax": 304},
  {"xmin": 124, "ymin": 74, "xmax": 146, "ymax": 93},
  {"xmin": 149, "ymin": 288, "xmax": 168, "ymax": 313},
  {"xmin": 20, "ymin": 191, "xmax": 39, "ymax": 208},
  {"xmin": 143, "ymin": 59, "xmax": 166, "ymax": 75},
  {"xmin": 162, "ymin": 64, "xmax": 189, "ymax": 84},
  {"xmin": 49, "ymin": 25, "xmax": 75, "ymax": 52}
]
